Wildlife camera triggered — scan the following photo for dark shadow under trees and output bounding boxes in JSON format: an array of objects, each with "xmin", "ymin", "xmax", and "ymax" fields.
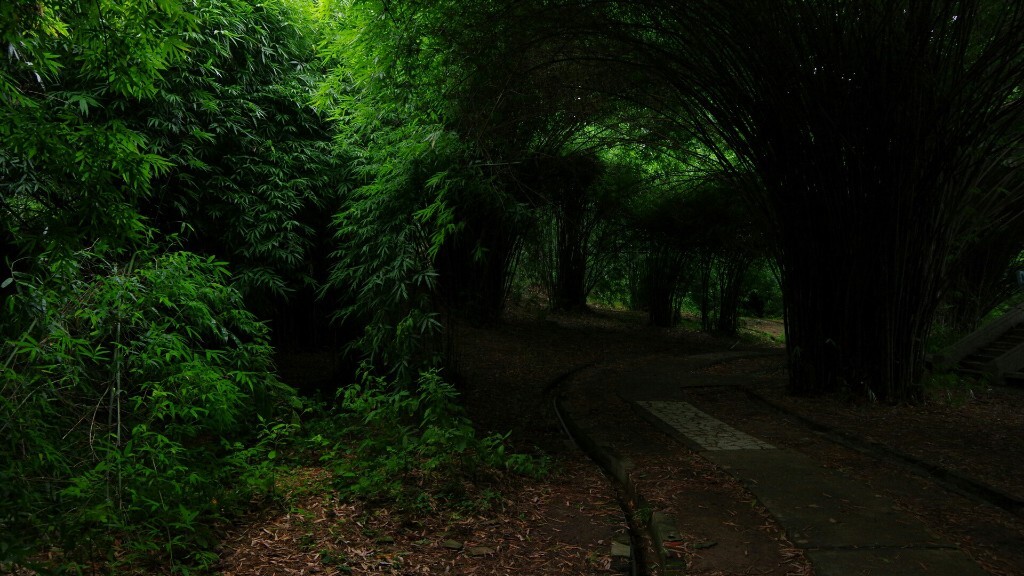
[{"xmin": 597, "ymin": 0, "xmax": 1024, "ymax": 402}]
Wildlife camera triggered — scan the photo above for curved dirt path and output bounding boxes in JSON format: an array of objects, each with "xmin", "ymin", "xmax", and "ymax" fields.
[{"xmin": 559, "ymin": 350, "xmax": 1024, "ymax": 576}]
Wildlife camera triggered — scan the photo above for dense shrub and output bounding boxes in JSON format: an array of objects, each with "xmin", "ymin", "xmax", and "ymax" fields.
[
  {"xmin": 0, "ymin": 247, "xmax": 299, "ymax": 573},
  {"xmin": 305, "ymin": 368, "xmax": 547, "ymax": 512}
]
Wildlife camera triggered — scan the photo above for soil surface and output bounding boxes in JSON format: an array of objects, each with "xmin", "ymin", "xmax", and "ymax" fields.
[
  {"xmin": 456, "ymin": 306, "xmax": 1024, "ymax": 575},
  {"xmin": 220, "ymin": 306, "xmax": 1024, "ymax": 576}
]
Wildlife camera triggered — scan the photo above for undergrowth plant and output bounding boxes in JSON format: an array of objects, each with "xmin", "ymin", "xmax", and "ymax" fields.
[
  {"xmin": 0, "ymin": 246, "xmax": 300, "ymax": 574},
  {"xmin": 304, "ymin": 368, "xmax": 547, "ymax": 512},
  {"xmin": 310, "ymin": 1, "xmax": 553, "ymax": 514}
]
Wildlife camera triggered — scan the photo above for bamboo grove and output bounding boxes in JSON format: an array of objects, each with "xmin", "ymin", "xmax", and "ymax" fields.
[{"xmin": 3, "ymin": 0, "xmax": 1024, "ymax": 572}]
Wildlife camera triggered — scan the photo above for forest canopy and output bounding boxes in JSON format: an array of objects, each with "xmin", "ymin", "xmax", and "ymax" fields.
[{"xmin": 3, "ymin": 0, "xmax": 1024, "ymax": 572}]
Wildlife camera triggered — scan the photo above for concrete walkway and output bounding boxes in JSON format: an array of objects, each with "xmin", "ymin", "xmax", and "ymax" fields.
[
  {"xmin": 633, "ymin": 397, "xmax": 988, "ymax": 576},
  {"xmin": 636, "ymin": 400, "xmax": 775, "ymax": 450}
]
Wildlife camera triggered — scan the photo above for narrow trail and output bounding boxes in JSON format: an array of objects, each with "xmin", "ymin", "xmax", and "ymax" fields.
[
  {"xmin": 555, "ymin": 352, "xmax": 812, "ymax": 576},
  {"xmin": 556, "ymin": 350, "xmax": 1024, "ymax": 576},
  {"xmin": 220, "ymin": 310, "xmax": 1023, "ymax": 576}
]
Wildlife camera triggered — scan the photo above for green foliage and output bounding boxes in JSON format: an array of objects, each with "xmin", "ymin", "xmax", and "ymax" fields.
[
  {"xmin": 516, "ymin": 152, "xmax": 638, "ymax": 311},
  {"xmin": 305, "ymin": 369, "xmax": 547, "ymax": 512},
  {"xmin": 317, "ymin": 0, "xmax": 484, "ymax": 380},
  {"xmin": 739, "ymin": 261, "xmax": 783, "ymax": 317},
  {"xmin": 0, "ymin": 246, "xmax": 299, "ymax": 572},
  {"xmin": 140, "ymin": 0, "xmax": 346, "ymax": 306},
  {"xmin": 922, "ymin": 371, "xmax": 985, "ymax": 407},
  {"xmin": 323, "ymin": 129, "xmax": 465, "ymax": 381},
  {"xmin": 0, "ymin": 0, "xmax": 195, "ymax": 257},
  {"xmin": 1, "ymin": 0, "xmax": 342, "ymax": 312},
  {"xmin": 1, "ymin": 2, "xmax": 332, "ymax": 570}
]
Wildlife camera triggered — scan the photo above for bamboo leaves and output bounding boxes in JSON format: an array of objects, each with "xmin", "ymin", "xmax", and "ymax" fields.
[{"xmin": 0, "ymin": 247, "xmax": 296, "ymax": 569}]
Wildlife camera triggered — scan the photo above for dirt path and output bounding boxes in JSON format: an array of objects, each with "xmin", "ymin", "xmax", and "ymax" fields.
[
  {"xmin": 218, "ymin": 307, "xmax": 1023, "ymax": 575},
  {"xmin": 457, "ymin": 310, "xmax": 813, "ymax": 575},
  {"xmin": 557, "ymin": 357, "xmax": 812, "ymax": 576},
  {"xmin": 461, "ymin": 308, "xmax": 1024, "ymax": 575}
]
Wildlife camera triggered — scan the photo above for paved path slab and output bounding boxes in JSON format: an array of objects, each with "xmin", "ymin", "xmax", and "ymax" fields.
[
  {"xmin": 635, "ymin": 400, "xmax": 774, "ymax": 450},
  {"xmin": 634, "ymin": 397, "xmax": 989, "ymax": 576},
  {"xmin": 706, "ymin": 450, "xmax": 942, "ymax": 548},
  {"xmin": 807, "ymin": 548, "xmax": 991, "ymax": 576}
]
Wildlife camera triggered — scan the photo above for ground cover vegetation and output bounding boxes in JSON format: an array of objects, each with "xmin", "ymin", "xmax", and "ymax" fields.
[{"xmin": 2, "ymin": 0, "xmax": 1024, "ymax": 573}]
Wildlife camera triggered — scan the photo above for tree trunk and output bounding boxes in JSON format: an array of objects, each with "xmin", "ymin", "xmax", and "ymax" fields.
[
  {"xmin": 599, "ymin": 0, "xmax": 1024, "ymax": 403},
  {"xmin": 647, "ymin": 244, "xmax": 685, "ymax": 327},
  {"xmin": 780, "ymin": 222, "xmax": 938, "ymax": 403},
  {"xmin": 715, "ymin": 256, "xmax": 750, "ymax": 336},
  {"xmin": 552, "ymin": 188, "xmax": 590, "ymax": 311},
  {"xmin": 696, "ymin": 253, "xmax": 714, "ymax": 332},
  {"xmin": 627, "ymin": 252, "xmax": 648, "ymax": 311}
]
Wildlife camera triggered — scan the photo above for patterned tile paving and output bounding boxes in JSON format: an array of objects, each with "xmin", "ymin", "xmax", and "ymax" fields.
[{"xmin": 636, "ymin": 400, "xmax": 775, "ymax": 451}]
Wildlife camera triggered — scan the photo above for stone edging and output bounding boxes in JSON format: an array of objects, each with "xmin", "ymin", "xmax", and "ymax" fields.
[
  {"xmin": 542, "ymin": 351, "xmax": 786, "ymax": 576},
  {"xmin": 550, "ymin": 374, "xmax": 686, "ymax": 576}
]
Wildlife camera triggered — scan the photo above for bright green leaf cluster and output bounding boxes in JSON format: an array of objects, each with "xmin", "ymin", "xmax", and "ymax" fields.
[{"xmin": 0, "ymin": 245, "xmax": 298, "ymax": 571}]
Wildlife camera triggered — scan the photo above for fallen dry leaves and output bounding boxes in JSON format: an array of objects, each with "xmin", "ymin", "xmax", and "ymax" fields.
[
  {"xmin": 217, "ymin": 457, "xmax": 628, "ymax": 576},
  {"xmin": 220, "ymin": 305, "xmax": 1023, "ymax": 576}
]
